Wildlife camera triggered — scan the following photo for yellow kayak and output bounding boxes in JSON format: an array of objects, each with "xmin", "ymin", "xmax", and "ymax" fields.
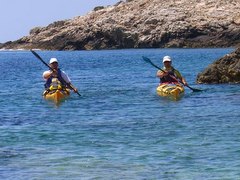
[
  {"xmin": 43, "ymin": 89, "xmax": 70, "ymax": 104},
  {"xmin": 157, "ymin": 83, "xmax": 184, "ymax": 100}
]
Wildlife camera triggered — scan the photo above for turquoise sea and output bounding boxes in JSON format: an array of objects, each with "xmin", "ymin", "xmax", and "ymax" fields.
[{"xmin": 0, "ymin": 48, "xmax": 239, "ymax": 179}]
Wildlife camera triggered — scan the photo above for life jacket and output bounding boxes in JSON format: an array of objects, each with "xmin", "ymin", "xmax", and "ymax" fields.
[
  {"xmin": 45, "ymin": 69, "xmax": 67, "ymax": 90},
  {"xmin": 160, "ymin": 68, "xmax": 179, "ymax": 83}
]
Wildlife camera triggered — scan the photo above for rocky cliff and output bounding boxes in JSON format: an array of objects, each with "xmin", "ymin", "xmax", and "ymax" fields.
[
  {"xmin": 197, "ymin": 47, "xmax": 240, "ymax": 84},
  {"xmin": 1, "ymin": 0, "xmax": 240, "ymax": 50}
]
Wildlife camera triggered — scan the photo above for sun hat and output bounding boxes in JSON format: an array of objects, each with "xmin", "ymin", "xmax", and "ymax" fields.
[
  {"xmin": 163, "ymin": 56, "xmax": 172, "ymax": 63},
  {"xmin": 49, "ymin": 58, "xmax": 58, "ymax": 64}
]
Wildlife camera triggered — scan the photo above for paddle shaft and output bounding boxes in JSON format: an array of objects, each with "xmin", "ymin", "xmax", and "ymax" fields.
[
  {"xmin": 142, "ymin": 56, "xmax": 202, "ymax": 92},
  {"xmin": 31, "ymin": 50, "xmax": 81, "ymax": 96}
]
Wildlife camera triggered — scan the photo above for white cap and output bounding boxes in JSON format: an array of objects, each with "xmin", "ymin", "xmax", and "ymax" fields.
[
  {"xmin": 163, "ymin": 56, "xmax": 172, "ymax": 63},
  {"xmin": 49, "ymin": 58, "xmax": 58, "ymax": 64}
]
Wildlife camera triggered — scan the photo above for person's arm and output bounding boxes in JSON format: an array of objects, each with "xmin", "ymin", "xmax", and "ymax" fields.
[
  {"xmin": 67, "ymin": 82, "xmax": 78, "ymax": 92},
  {"xmin": 61, "ymin": 71, "xmax": 78, "ymax": 92},
  {"xmin": 174, "ymin": 70, "xmax": 188, "ymax": 86},
  {"xmin": 43, "ymin": 70, "xmax": 52, "ymax": 80},
  {"xmin": 60, "ymin": 71, "xmax": 71, "ymax": 83},
  {"xmin": 43, "ymin": 69, "xmax": 58, "ymax": 80},
  {"xmin": 156, "ymin": 70, "xmax": 168, "ymax": 78},
  {"xmin": 181, "ymin": 77, "xmax": 188, "ymax": 86}
]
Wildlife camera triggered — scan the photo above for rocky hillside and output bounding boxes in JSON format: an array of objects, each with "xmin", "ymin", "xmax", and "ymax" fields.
[
  {"xmin": 1, "ymin": 0, "xmax": 240, "ymax": 50},
  {"xmin": 197, "ymin": 47, "xmax": 240, "ymax": 84}
]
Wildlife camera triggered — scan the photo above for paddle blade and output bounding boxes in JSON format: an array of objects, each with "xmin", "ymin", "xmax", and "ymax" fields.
[
  {"xmin": 30, "ymin": 49, "xmax": 52, "ymax": 70},
  {"xmin": 142, "ymin": 56, "xmax": 152, "ymax": 64},
  {"xmin": 142, "ymin": 56, "xmax": 149, "ymax": 61},
  {"xmin": 191, "ymin": 87, "xmax": 203, "ymax": 92},
  {"xmin": 142, "ymin": 56, "xmax": 164, "ymax": 72},
  {"xmin": 31, "ymin": 50, "xmax": 43, "ymax": 60},
  {"xmin": 186, "ymin": 85, "xmax": 203, "ymax": 92}
]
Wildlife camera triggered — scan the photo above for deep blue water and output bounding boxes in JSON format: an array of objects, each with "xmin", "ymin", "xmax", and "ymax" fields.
[{"xmin": 0, "ymin": 48, "xmax": 239, "ymax": 179}]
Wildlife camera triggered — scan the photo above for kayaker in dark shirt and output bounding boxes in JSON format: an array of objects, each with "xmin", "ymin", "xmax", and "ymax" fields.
[{"xmin": 156, "ymin": 56, "xmax": 188, "ymax": 85}]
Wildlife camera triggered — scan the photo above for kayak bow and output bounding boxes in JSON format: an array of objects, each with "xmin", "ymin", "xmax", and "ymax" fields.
[
  {"xmin": 43, "ymin": 89, "xmax": 70, "ymax": 104},
  {"xmin": 157, "ymin": 83, "xmax": 184, "ymax": 100}
]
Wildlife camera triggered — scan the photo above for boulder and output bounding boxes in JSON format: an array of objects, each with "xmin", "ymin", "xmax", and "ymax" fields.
[{"xmin": 197, "ymin": 47, "xmax": 240, "ymax": 84}]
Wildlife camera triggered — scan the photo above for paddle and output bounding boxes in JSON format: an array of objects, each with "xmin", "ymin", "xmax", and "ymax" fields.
[
  {"xmin": 31, "ymin": 50, "xmax": 81, "ymax": 96},
  {"xmin": 142, "ymin": 56, "xmax": 202, "ymax": 92}
]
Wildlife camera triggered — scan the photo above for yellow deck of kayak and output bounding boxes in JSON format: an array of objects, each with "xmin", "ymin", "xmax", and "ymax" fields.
[
  {"xmin": 43, "ymin": 89, "xmax": 70, "ymax": 104},
  {"xmin": 157, "ymin": 83, "xmax": 184, "ymax": 100}
]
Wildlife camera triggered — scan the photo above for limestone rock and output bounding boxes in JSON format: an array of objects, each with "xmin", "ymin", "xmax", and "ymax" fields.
[
  {"xmin": 1, "ymin": 0, "xmax": 240, "ymax": 50},
  {"xmin": 197, "ymin": 47, "xmax": 240, "ymax": 84}
]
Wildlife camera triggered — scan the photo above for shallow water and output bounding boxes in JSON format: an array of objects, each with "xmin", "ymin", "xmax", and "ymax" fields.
[{"xmin": 0, "ymin": 48, "xmax": 239, "ymax": 179}]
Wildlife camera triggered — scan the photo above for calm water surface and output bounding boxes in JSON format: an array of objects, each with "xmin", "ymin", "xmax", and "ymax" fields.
[{"xmin": 0, "ymin": 48, "xmax": 239, "ymax": 179}]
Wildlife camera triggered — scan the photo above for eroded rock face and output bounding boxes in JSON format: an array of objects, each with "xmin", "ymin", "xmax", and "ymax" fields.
[
  {"xmin": 197, "ymin": 48, "xmax": 240, "ymax": 84},
  {"xmin": 1, "ymin": 0, "xmax": 240, "ymax": 50}
]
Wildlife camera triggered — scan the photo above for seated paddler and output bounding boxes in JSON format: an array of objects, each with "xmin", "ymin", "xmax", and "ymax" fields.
[
  {"xmin": 156, "ymin": 56, "xmax": 188, "ymax": 86},
  {"xmin": 42, "ymin": 57, "xmax": 78, "ymax": 94}
]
